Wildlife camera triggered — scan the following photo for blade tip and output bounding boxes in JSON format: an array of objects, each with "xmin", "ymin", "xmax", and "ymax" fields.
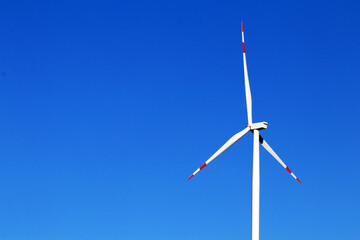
[
  {"xmin": 187, "ymin": 174, "xmax": 194, "ymax": 181},
  {"xmin": 297, "ymin": 178, "xmax": 302, "ymax": 184},
  {"xmin": 241, "ymin": 21, "xmax": 244, "ymax": 32}
]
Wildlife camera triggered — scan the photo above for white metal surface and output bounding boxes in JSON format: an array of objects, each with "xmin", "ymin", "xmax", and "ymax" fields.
[
  {"xmin": 187, "ymin": 22, "xmax": 301, "ymax": 240},
  {"xmin": 252, "ymin": 130, "xmax": 260, "ymax": 240},
  {"xmin": 250, "ymin": 122, "xmax": 268, "ymax": 130},
  {"xmin": 241, "ymin": 22, "xmax": 252, "ymax": 125},
  {"xmin": 242, "ymin": 22, "xmax": 253, "ymax": 125},
  {"xmin": 187, "ymin": 127, "xmax": 250, "ymax": 180},
  {"xmin": 259, "ymin": 135, "xmax": 301, "ymax": 183}
]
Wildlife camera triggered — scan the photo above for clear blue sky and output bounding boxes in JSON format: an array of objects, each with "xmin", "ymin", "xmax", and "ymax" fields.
[{"xmin": 1, "ymin": 0, "xmax": 359, "ymax": 239}]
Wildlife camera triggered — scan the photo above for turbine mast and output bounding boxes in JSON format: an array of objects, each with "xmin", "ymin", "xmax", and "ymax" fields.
[{"xmin": 252, "ymin": 129, "xmax": 260, "ymax": 240}]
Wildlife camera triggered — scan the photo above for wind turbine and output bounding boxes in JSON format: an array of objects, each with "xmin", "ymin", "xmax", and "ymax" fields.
[{"xmin": 187, "ymin": 22, "xmax": 301, "ymax": 240}]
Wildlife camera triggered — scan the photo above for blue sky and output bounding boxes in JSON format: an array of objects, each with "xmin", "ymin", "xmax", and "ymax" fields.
[{"xmin": 1, "ymin": 0, "xmax": 360, "ymax": 239}]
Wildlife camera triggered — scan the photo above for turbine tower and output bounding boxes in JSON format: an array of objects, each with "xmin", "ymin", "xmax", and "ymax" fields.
[{"xmin": 187, "ymin": 22, "xmax": 301, "ymax": 240}]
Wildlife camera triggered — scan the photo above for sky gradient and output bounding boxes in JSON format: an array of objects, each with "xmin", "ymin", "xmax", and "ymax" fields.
[{"xmin": 1, "ymin": 0, "xmax": 360, "ymax": 239}]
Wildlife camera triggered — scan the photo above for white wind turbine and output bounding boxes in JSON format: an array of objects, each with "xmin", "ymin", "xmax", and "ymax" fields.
[{"xmin": 187, "ymin": 22, "xmax": 301, "ymax": 240}]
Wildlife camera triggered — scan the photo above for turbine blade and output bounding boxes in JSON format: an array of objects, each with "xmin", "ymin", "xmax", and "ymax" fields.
[
  {"xmin": 259, "ymin": 135, "xmax": 302, "ymax": 183},
  {"xmin": 187, "ymin": 127, "xmax": 250, "ymax": 180},
  {"xmin": 242, "ymin": 22, "xmax": 252, "ymax": 125}
]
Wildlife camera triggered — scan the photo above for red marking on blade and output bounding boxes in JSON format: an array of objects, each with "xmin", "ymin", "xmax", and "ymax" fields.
[
  {"xmin": 199, "ymin": 163, "xmax": 207, "ymax": 170},
  {"xmin": 241, "ymin": 22, "xmax": 244, "ymax": 32},
  {"xmin": 242, "ymin": 42, "xmax": 245, "ymax": 53},
  {"xmin": 187, "ymin": 174, "xmax": 194, "ymax": 181},
  {"xmin": 297, "ymin": 178, "xmax": 302, "ymax": 184},
  {"xmin": 286, "ymin": 167, "xmax": 292, "ymax": 174}
]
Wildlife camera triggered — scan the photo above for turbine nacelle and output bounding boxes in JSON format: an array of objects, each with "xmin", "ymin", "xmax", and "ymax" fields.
[{"xmin": 249, "ymin": 122, "xmax": 268, "ymax": 131}]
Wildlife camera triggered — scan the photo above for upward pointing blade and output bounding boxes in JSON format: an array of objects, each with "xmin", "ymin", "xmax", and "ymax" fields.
[
  {"xmin": 259, "ymin": 135, "xmax": 302, "ymax": 183},
  {"xmin": 242, "ymin": 22, "xmax": 252, "ymax": 125},
  {"xmin": 187, "ymin": 127, "xmax": 250, "ymax": 180}
]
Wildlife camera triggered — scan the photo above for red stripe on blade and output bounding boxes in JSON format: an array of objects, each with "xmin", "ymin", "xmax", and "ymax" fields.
[
  {"xmin": 242, "ymin": 42, "xmax": 245, "ymax": 53},
  {"xmin": 241, "ymin": 22, "xmax": 244, "ymax": 32},
  {"xmin": 199, "ymin": 163, "xmax": 207, "ymax": 170},
  {"xmin": 297, "ymin": 178, "xmax": 302, "ymax": 184},
  {"xmin": 286, "ymin": 167, "xmax": 292, "ymax": 174},
  {"xmin": 187, "ymin": 174, "xmax": 194, "ymax": 181}
]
